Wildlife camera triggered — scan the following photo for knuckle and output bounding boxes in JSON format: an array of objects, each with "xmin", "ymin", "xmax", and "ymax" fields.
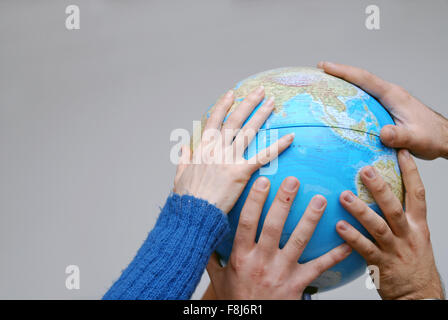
[
  {"xmin": 407, "ymin": 233, "xmax": 424, "ymax": 251},
  {"xmin": 364, "ymin": 246, "xmax": 377, "ymax": 260},
  {"xmin": 262, "ymin": 223, "xmax": 282, "ymax": 237},
  {"xmin": 277, "ymin": 194, "xmax": 293, "ymax": 209},
  {"xmin": 215, "ymin": 101, "xmax": 228, "ymax": 112},
  {"xmin": 391, "ymin": 84, "xmax": 404, "ymax": 94},
  {"xmin": 248, "ymin": 187, "xmax": 265, "ymax": 202},
  {"xmin": 256, "ymin": 154, "xmax": 269, "ymax": 166},
  {"xmin": 407, "ymin": 162, "xmax": 419, "ymax": 175},
  {"xmin": 229, "ymin": 116, "xmax": 243, "ymax": 128},
  {"xmin": 371, "ymin": 180, "xmax": 388, "ymax": 194},
  {"xmin": 230, "ymin": 253, "xmax": 246, "ymax": 273},
  {"xmin": 223, "ymin": 119, "xmax": 238, "ymax": 130},
  {"xmin": 205, "ymin": 114, "xmax": 217, "ymax": 126},
  {"xmin": 260, "ymin": 104, "xmax": 272, "ymax": 114},
  {"xmin": 414, "ymin": 186, "xmax": 426, "ymax": 202},
  {"xmin": 260, "ymin": 278, "xmax": 274, "ymax": 289},
  {"xmin": 352, "ymin": 231, "xmax": 364, "ymax": 245},
  {"xmin": 241, "ymin": 128, "xmax": 256, "ymax": 140},
  {"xmin": 246, "ymin": 94, "xmax": 259, "ymax": 105},
  {"xmin": 382, "ymin": 84, "xmax": 399, "ymax": 102},
  {"xmin": 421, "ymin": 226, "xmax": 431, "ymax": 243},
  {"xmin": 374, "ymin": 221, "xmax": 389, "ymax": 237},
  {"xmin": 249, "ymin": 264, "xmax": 266, "ymax": 280},
  {"xmin": 238, "ymin": 216, "xmax": 255, "ymax": 231},
  {"xmin": 395, "ymin": 86, "xmax": 412, "ymax": 101},
  {"xmin": 305, "ymin": 211, "xmax": 321, "ymax": 225},
  {"xmin": 360, "ymin": 69, "xmax": 374, "ymax": 83},
  {"xmin": 388, "ymin": 206, "xmax": 404, "ymax": 221},
  {"xmin": 353, "ymin": 201, "xmax": 369, "ymax": 217},
  {"xmin": 290, "ymin": 236, "xmax": 308, "ymax": 251},
  {"xmin": 208, "ymin": 105, "xmax": 219, "ymax": 116},
  {"xmin": 329, "ymin": 251, "xmax": 340, "ymax": 264},
  {"xmin": 346, "ymin": 197, "xmax": 367, "ymax": 217},
  {"xmin": 386, "ymin": 85, "xmax": 410, "ymax": 103}
]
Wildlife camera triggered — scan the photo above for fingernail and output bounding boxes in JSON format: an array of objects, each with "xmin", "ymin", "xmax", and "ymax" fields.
[
  {"xmin": 254, "ymin": 177, "xmax": 269, "ymax": 191},
  {"xmin": 320, "ymin": 61, "xmax": 334, "ymax": 68},
  {"xmin": 311, "ymin": 196, "xmax": 326, "ymax": 210},
  {"xmin": 338, "ymin": 221, "xmax": 348, "ymax": 231},
  {"xmin": 402, "ymin": 149, "xmax": 410, "ymax": 159},
  {"xmin": 225, "ymin": 90, "xmax": 234, "ymax": 98},
  {"xmin": 343, "ymin": 191, "xmax": 354, "ymax": 203},
  {"xmin": 383, "ymin": 126, "xmax": 395, "ymax": 142},
  {"xmin": 285, "ymin": 133, "xmax": 295, "ymax": 142},
  {"xmin": 317, "ymin": 61, "xmax": 324, "ymax": 69},
  {"xmin": 255, "ymin": 86, "xmax": 264, "ymax": 95},
  {"xmin": 363, "ymin": 166, "xmax": 376, "ymax": 179},
  {"xmin": 265, "ymin": 96, "xmax": 275, "ymax": 107},
  {"xmin": 283, "ymin": 177, "xmax": 298, "ymax": 192}
]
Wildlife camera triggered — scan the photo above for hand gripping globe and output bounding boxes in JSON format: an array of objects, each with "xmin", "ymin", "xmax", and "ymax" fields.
[{"xmin": 200, "ymin": 67, "xmax": 403, "ymax": 292}]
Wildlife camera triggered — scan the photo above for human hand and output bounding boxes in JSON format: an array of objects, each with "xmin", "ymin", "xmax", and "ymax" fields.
[
  {"xmin": 206, "ymin": 176, "xmax": 352, "ymax": 299},
  {"xmin": 336, "ymin": 149, "xmax": 444, "ymax": 300},
  {"xmin": 318, "ymin": 61, "xmax": 448, "ymax": 160},
  {"xmin": 173, "ymin": 87, "xmax": 294, "ymax": 213}
]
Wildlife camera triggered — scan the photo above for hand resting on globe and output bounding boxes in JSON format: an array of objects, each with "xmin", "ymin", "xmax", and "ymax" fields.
[
  {"xmin": 318, "ymin": 61, "xmax": 448, "ymax": 160},
  {"xmin": 204, "ymin": 150, "xmax": 444, "ymax": 300},
  {"xmin": 104, "ymin": 87, "xmax": 295, "ymax": 300},
  {"xmin": 336, "ymin": 149, "xmax": 444, "ymax": 300},
  {"xmin": 174, "ymin": 86, "xmax": 294, "ymax": 213},
  {"xmin": 205, "ymin": 176, "xmax": 352, "ymax": 300}
]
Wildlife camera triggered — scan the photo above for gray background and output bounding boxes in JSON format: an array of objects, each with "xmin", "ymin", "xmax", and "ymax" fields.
[{"xmin": 0, "ymin": 0, "xmax": 447, "ymax": 299}]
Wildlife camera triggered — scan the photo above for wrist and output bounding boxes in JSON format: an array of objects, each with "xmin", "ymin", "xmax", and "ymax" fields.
[
  {"xmin": 393, "ymin": 283, "xmax": 445, "ymax": 300},
  {"xmin": 398, "ymin": 291, "xmax": 445, "ymax": 300}
]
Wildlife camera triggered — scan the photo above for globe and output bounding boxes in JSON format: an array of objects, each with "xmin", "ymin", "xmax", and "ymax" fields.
[{"xmin": 199, "ymin": 67, "xmax": 403, "ymax": 292}]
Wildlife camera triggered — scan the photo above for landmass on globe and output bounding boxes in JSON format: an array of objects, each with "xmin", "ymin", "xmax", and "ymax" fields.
[
  {"xmin": 202, "ymin": 67, "xmax": 403, "ymax": 204},
  {"xmin": 198, "ymin": 67, "xmax": 404, "ymax": 291}
]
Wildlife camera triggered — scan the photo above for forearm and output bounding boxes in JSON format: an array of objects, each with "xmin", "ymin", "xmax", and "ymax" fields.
[{"xmin": 103, "ymin": 193, "xmax": 229, "ymax": 300}]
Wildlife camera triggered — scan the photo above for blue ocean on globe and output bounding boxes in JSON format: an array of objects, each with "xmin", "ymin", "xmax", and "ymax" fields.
[{"xmin": 200, "ymin": 67, "xmax": 403, "ymax": 291}]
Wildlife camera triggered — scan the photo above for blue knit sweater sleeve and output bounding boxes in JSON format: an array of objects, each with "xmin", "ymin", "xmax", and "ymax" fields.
[{"xmin": 103, "ymin": 193, "xmax": 230, "ymax": 300}]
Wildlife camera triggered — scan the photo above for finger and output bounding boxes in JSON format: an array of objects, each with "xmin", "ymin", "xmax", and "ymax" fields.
[
  {"xmin": 282, "ymin": 195, "xmax": 327, "ymax": 261},
  {"xmin": 206, "ymin": 252, "xmax": 223, "ymax": 281},
  {"xmin": 247, "ymin": 133, "xmax": 295, "ymax": 173},
  {"xmin": 380, "ymin": 125, "xmax": 414, "ymax": 150},
  {"xmin": 221, "ymin": 86, "xmax": 265, "ymax": 145},
  {"xmin": 299, "ymin": 243, "xmax": 352, "ymax": 285},
  {"xmin": 233, "ymin": 177, "xmax": 270, "ymax": 253},
  {"xmin": 233, "ymin": 97, "xmax": 275, "ymax": 157},
  {"xmin": 203, "ymin": 90, "xmax": 234, "ymax": 132},
  {"xmin": 336, "ymin": 220, "xmax": 381, "ymax": 263},
  {"xmin": 174, "ymin": 145, "xmax": 191, "ymax": 184},
  {"xmin": 398, "ymin": 149, "xmax": 427, "ymax": 220},
  {"xmin": 258, "ymin": 177, "xmax": 300, "ymax": 256},
  {"xmin": 360, "ymin": 166, "xmax": 409, "ymax": 237},
  {"xmin": 317, "ymin": 61, "xmax": 395, "ymax": 107},
  {"xmin": 339, "ymin": 190, "xmax": 394, "ymax": 246}
]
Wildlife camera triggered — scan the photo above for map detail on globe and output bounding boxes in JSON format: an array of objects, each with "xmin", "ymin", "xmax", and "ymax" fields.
[
  {"xmin": 203, "ymin": 67, "xmax": 404, "ymax": 291},
  {"xmin": 204, "ymin": 67, "xmax": 403, "ymax": 204}
]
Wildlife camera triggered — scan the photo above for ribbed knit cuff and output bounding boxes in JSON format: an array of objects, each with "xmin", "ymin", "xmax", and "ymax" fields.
[{"xmin": 103, "ymin": 193, "xmax": 230, "ymax": 300}]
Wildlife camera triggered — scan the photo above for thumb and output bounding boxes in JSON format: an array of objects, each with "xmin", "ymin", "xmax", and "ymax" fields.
[
  {"xmin": 206, "ymin": 252, "xmax": 223, "ymax": 280},
  {"xmin": 380, "ymin": 125, "xmax": 412, "ymax": 149}
]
